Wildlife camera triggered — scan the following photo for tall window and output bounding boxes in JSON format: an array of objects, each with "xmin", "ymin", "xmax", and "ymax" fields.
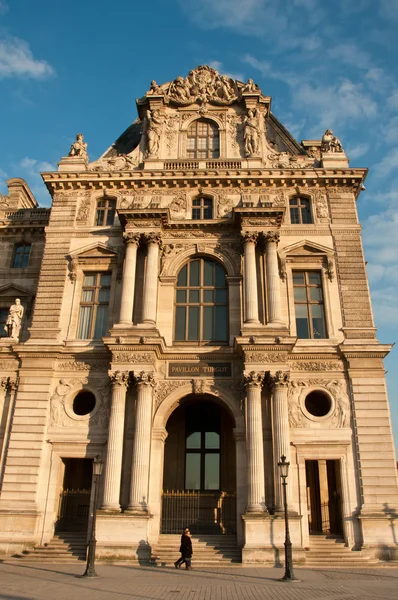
[
  {"xmin": 293, "ymin": 271, "xmax": 326, "ymax": 339},
  {"xmin": 192, "ymin": 196, "xmax": 213, "ymax": 220},
  {"xmin": 175, "ymin": 258, "xmax": 228, "ymax": 343},
  {"xmin": 289, "ymin": 197, "xmax": 312, "ymax": 224},
  {"xmin": 185, "ymin": 403, "xmax": 220, "ymax": 490},
  {"xmin": 95, "ymin": 198, "xmax": 116, "ymax": 226},
  {"xmin": 0, "ymin": 307, "xmax": 8, "ymax": 337},
  {"xmin": 12, "ymin": 243, "xmax": 31, "ymax": 268},
  {"xmin": 77, "ymin": 272, "xmax": 111, "ymax": 339},
  {"xmin": 187, "ymin": 119, "xmax": 220, "ymax": 159}
]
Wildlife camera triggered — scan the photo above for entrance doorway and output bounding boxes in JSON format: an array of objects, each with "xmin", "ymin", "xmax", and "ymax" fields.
[
  {"xmin": 305, "ymin": 459, "xmax": 343, "ymax": 535},
  {"xmin": 162, "ymin": 396, "xmax": 236, "ymax": 534},
  {"xmin": 55, "ymin": 458, "xmax": 92, "ymax": 532}
]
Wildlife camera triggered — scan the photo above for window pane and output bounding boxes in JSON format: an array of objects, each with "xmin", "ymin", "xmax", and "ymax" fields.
[
  {"xmin": 98, "ymin": 288, "xmax": 110, "ymax": 302},
  {"xmin": 295, "ymin": 304, "xmax": 310, "ymax": 339},
  {"xmin": 96, "ymin": 209, "xmax": 104, "ymax": 226},
  {"xmin": 83, "ymin": 274, "xmax": 96, "ymax": 286},
  {"xmin": 301, "ymin": 203, "xmax": 312, "ymax": 224},
  {"xmin": 290, "ymin": 207, "xmax": 300, "ymax": 224},
  {"xmin": 100, "ymin": 273, "xmax": 112, "ymax": 286},
  {"xmin": 177, "ymin": 265, "xmax": 187, "ymax": 286},
  {"xmin": 192, "ymin": 198, "xmax": 201, "ymax": 206},
  {"xmin": 175, "ymin": 306, "xmax": 186, "ymax": 340},
  {"xmin": 293, "ymin": 272, "xmax": 305, "ymax": 285},
  {"xmin": 77, "ymin": 306, "xmax": 93, "ymax": 339},
  {"xmin": 215, "ymin": 306, "xmax": 228, "ymax": 341},
  {"xmin": 185, "ymin": 454, "xmax": 201, "ymax": 490},
  {"xmin": 188, "ymin": 306, "xmax": 199, "ymax": 340},
  {"xmin": 81, "ymin": 289, "xmax": 94, "ymax": 302},
  {"xmin": 215, "ymin": 289, "xmax": 227, "ymax": 303},
  {"xmin": 189, "ymin": 260, "xmax": 200, "ymax": 286},
  {"xmin": 203, "ymin": 290, "xmax": 213, "ymax": 303},
  {"xmin": 186, "ymin": 432, "xmax": 201, "ymax": 449},
  {"xmin": 106, "ymin": 208, "xmax": 115, "ymax": 226},
  {"xmin": 176, "ymin": 290, "xmax": 186, "ymax": 303},
  {"xmin": 93, "ymin": 305, "xmax": 108, "ymax": 338},
  {"xmin": 204, "ymin": 454, "xmax": 220, "ymax": 490},
  {"xmin": 203, "ymin": 306, "xmax": 214, "ymax": 340},
  {"xmin": 309, "ymin": 287, "xmax": 323, "ymax": 301},
  {"xmin": 293, "ymin": 287, "xmax": 307, "ymax": 301},
  {"xmin": 204, "ymin": 260, "xmax": 214, "ymax": 286},
  {"xmin": 205, "ymin": 432, "xmax": 220, "ymax": 449},
  {"xmin": 308, "ymin": 272, "xmax": 321, "ymax": 285},
  {"xmin": 189, "ymin": 290, "xmax": 200, "ymax": 303},
  {"xmin": 203, "ymin": 204, "xmax": 213, "ymax": 219},
  {"xmin": 311, "ymin": 304, "xmax": 326, "ymax": 338},
  {"xmin": 215, "ymin": 264, "xmax": 225, "ymax": 287},
  {"xmin": 192, "ymin": 208, "xmax": 201, "ymax": 220}
]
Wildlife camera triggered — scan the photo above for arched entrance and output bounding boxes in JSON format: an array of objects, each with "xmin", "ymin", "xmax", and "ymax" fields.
[{"xmin": 161, "ymin": 394, "xmax": 236, "ymax": 534}]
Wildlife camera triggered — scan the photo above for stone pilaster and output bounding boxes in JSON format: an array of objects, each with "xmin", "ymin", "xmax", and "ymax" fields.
[
  {"xmin": 142, "ymin": 232, "xmax": 162, "ymax": 325},
  {"xmin": 269, "ymin": 371, "xmax": 290, "ymax": 511},
  {"xmin": 263, "ymin": 231, "xmax": 284, "ymax": 326},
  {"xmin": 118, "ymin": 232, "xmax": 140, "ymax": 325},
  {"xmin": 244, "ymin": 371, "xmax": 267, "ymax": 513},
  {"xmin": 242, "ymin": 232, "xmax": 260, "ymax": 324},
  {"xmin": 101, "ymin": 371, "xmax": 129, "ymax": 511},
  {"xmin": 127, "ymin": 372, "xmax": 156, "ymax": 513}
]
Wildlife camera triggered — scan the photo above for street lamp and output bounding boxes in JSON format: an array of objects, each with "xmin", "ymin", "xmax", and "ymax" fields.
[
  {"xmin": 82, "ymin": 454, "xmax": 103, "ymax": 578},
  {"xmin": 277, "ymin": 455, "xmax": 299, "ymax": 582}
]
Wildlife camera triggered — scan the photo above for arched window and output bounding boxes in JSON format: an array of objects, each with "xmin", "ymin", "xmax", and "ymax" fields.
[
  {"xmin": 192, "ymin": 196, "xmax": 213, "ymax": 220},
  {"xmin": 12, "ymin": 243, "xmax": 31, "ymax": 268},
  {"xmin": 175, "ymin": 258, "xmax": 228, "ymax": 343},
  {"xmin": 95, "ymin": 198, "xmax": 116, "ymax": 226},
  {"xmin": 289, "ymin": 197, "xmax": 312, "ymax": 224},
  {"xmin": 187, "ymin": 119, "xmax": 219, "ymax": 159}
]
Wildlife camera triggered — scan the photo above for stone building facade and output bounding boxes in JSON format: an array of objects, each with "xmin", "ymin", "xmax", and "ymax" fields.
[{"xmin": 0, "ymin": 66, "xmax": 397, "ymax": 562}]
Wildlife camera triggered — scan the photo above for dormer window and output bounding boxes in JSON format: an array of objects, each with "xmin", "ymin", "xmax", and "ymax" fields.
[
  {"xmin": 95, "ymin": 198, "xmax": 116, "ymax": 226},
  {"xmin": 192, "ymin": 197, "xmax": 213, "ymax": 220},
  {"xmin": 187, "ymin": 119, "xmax": 219, "ymax": 159},
  {"xmin": 289, "ymin": 197, "xmax": 312, "ymax": 224}
]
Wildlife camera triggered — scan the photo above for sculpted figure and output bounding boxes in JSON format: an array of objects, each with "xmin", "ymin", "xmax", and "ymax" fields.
[
  {"xmin": 321, "ymin": 129, "xmax": 343, "ymax": 153},
  {"xmin": 146, "ymin": 109, "xmax": 164, "ymax": 156},
  {"xmin": 243, "ymin": 108, "xmax": 260, "ymax": 156},
  {"xmin": 243, "ymin": 78, "xmax": 258, "ymax": 93},
  {"xmin": 68, "ymin": 133, "xmax": 88, "ymax": 160},
  {"xmin": 4, "ymin": 298, "xmax": 24, "ymax": 340},
  {"xmin": 171, "ymin": 76, "xmax": 192, "ymax": 102},
  {"xmin": 147, "ymin": 80, "xmax": 163, "ymax": 95},
  {"xmin": 216, "ymin": 75, "xmax": 234, "ymax": 101}
]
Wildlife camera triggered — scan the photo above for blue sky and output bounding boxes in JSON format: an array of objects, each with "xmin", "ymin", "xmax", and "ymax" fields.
[{"xmin": 1, "ymin": 0, "xmax": 397, "ymax": 450}]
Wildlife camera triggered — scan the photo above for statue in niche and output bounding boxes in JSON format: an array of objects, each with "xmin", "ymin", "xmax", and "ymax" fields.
[
  {"xmin": 68, "ymin": 133, "xmax": 88, "ymax": 160},
  {"xmin": 321, "ymin": 129, "xmax": 343, "ymax": 153},
  {"xmin": 4, "ymin": 298, "xmax": 24, "ymax": 340},
  {"xmin": 243, "ymin": 108, "xmax": 260, "ymax": 156},
  {"xmin": 146, "ymin": 109, "xmax": 164, "ymax": 157}
]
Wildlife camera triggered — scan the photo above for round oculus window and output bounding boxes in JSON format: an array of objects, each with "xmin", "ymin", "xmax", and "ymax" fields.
[
  {"xmin": 304, "ymin": 391, "xmax": 331, "ymax": 418},
  {"xmin": 73, "ymin": 391, "xmax": 96, "ymax": 416}
]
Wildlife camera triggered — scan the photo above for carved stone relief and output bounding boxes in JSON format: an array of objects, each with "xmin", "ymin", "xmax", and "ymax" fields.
[
  {"xmin": 287, "ymin": 378, "xmax": 350, "ymax": 429},
  {"xmin": 245, "ymin": 351, "xmax": 288, "ymax": 364},
  {"xmin": 289, "ymin": 361, "xmax": 344, "ymax": 371},
  {"xmin": 112, "ymin": 352, "xmax": 156, "ymax": 364},
  {"xmin": 76, "ymin": 192, "xmax": 92, "ymax": 224}
]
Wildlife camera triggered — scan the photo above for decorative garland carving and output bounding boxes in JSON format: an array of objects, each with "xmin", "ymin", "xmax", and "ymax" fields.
[
  {"xmin": 155, "ymin": 380, "xmax": 186, "ymax": 410},
  {"xmin": 245, "ymin": 351, "xmax": 287, "ymax": 364},
  {"xmin": 290, "ymin": 361, "xmax": 344, "ymax": 371},
  {"xmin": 288, "ymin": 378, "xmax": 350, "ymax": 429},
  {"xmin": 112, "ymin": 352, "xmax": 156, "ymax": 364},
  {"xmin": 76, "ymin": 192, "xmax": 91, "ymax": 224}
]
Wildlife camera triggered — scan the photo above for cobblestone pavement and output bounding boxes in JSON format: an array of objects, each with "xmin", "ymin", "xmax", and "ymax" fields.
[{"xmin": 0, "ymin": 562, "xmax": 397, "ymax": 600}]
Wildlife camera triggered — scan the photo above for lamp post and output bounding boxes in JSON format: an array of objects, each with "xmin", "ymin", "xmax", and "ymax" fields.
[
  {"xmin": 82, "ymin": 454, "xmax": 103, "ymax": 578},
  {"xmin": 277, "ymin": 455, "xmax": 299, "ymax": 582}
]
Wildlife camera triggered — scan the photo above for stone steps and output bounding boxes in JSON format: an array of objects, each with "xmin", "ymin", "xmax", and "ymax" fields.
[
  {"xmin": 13, "ymin": 532, "xmax": 87, "ymax": 563},
  {"xmin": 152, "ymin": 534, "xmax": 241, "ymax": 566},
  {"xmin": 304, "ymin": 535, "xmax": 379, "ymax": 567}
]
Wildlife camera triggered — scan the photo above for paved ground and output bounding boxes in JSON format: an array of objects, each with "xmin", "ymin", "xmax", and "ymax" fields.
[{"xmin": 0, "ymin": 562, "xmax": 397, "ymax": 600}]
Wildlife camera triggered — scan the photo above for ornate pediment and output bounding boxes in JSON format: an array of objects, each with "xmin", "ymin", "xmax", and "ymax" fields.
[
  {"xmin": 68, "ymin": 243, "xmax": 120, "ymax": 281},
  {"xmin": 279, "ymin": 240, "xmax": 335, "ymax": 281},
  {"xmin": 0, "ymin": 283, "xmax": 34, "ymax": 298}
]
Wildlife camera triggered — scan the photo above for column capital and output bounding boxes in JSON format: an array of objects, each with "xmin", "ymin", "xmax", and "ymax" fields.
[
  {"xmin": 123, "ymin": 231, "xmax": 141, "ymax": 246},
  {"xmin": 263, "ymin": 230, "xmax": 280, "ymax": 245},
  {"xmin": 0, "ymin": 377, "xmax": 8, "ymax": 391},
  {"xmin": 268, "ymin": 370, "xmax": 290, "ymax": 390},
  {"xmin": 134, "ymin": 371, "xmax": 157, "ymax": 388},
  {"xmin": 143, "ymin": 231, "xmax": 162, "ymax": 246},
  {"xmin": 241, "ymin": 231, "xmax": 258, "ymax": 245},
  {"xmin": 109, "ymin": 370, "xmax": 130, "ymax": 388},
  {"xmin": 244, "ymin": 370, "xmax": 265, "ymax": 390}
]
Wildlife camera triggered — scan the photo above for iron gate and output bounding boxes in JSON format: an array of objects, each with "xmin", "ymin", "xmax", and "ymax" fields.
[
  {"xmin": 56, "ymin": 489, "xmax": 91, "ymax": 532},
  {"xmin": 161, "ymin": 490, "xmax": 236, "ymax": 534}
]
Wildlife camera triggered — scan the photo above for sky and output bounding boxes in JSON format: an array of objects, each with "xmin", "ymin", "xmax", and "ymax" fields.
[{"xmin": 0, "ymin": 0, "xmax": 397, "ymax": 451}]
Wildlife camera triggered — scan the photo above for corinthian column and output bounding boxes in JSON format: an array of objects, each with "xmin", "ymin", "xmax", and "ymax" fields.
[
  {"xmin": 101, "ymin": 371, "xmax": 129, "ymax": 510},
  {"xmin": 127, "ymin": 372, "xmax": 156, "ymax": 512},
  {"xmin": 244, "ymin": 371, "xmax": 267, "ymax": 513},
  {"xmin": 142, "ymin": 232, "xmax": 162, "ymax": 325},
  {"xmin": 264, "ymin": 231, "xmax": 284, "ymax": 325},
  {"xmin": 269, "ymin": 371, "xmax": 291, "ymax": 511},
  {"xmin": 119, "ymin": 232, "xmax": 140, "ymax": 325},
  {"xmin": 242, "ymin": 232, "xmax": 260, "ymax": 324}
]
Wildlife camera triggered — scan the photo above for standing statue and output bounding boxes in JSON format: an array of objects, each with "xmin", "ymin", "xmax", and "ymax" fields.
[
  {"xmin": 146, "ymin": 109, "xmax": 164, "ymax": 157},
  {"xmin": 68, "ymin": 133, "xmax": 88, "ymax": 160},
  {"xmin": 4, "ymin": 298, "xmax": 24, "ymax": 340},
  {"xmin": 321, "ymin": 129, "xmax": 343, "ymax": 153},
  {"xmin": 243, "ymin": 108, "xmax": 260, "ymax": 156}
]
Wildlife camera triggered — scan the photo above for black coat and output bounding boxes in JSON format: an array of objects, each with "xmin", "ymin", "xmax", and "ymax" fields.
[{"xmin": 179, "ymin": 533, "xmax": 193, "ymax": 558}]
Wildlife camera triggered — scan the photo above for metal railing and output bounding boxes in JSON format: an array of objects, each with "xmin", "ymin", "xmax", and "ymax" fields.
[
  {"xmin": 161, "ymin": 490, "xmax": 236, "ymax": 534},
  {"xmin": 56, "ymin": 488, "xmax": 91, "ymax": 532}
]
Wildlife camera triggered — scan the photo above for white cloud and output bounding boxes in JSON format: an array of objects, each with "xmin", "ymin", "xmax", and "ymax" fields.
[
  {"xmin": 20, "ymin": 157, "xmax": 55, "ymax": 174},
  {"xmin": 329, "ymin": 43, "xmax": 371, "ymax": 70},
  {"xmin": 346, "ymin": 143, "xmax": 369, "ymax": 159},
  {"xmin": 208, "ymin": 60, "xmax": 244, "ymax": 82},
  {"xmin": 374, "ymin": 147, "xmax": 398, "ymax": 178},
  {"xmin": 0, "ymin": 37, "xmax": 55, "ymax": 79}
]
